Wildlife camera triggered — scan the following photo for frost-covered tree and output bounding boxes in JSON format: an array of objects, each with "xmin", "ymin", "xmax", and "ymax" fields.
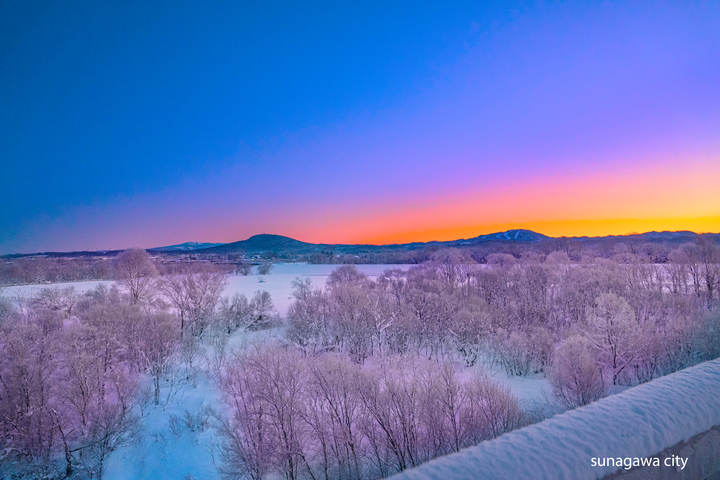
[
  {"xmin": 138, "ymin": 313, "xmax": 179, "ymax": 405},
  {"xmin": 113, "ymin": 248, "xmax": 158, "ymax": 303},
  {"xmin": 0, "ymin": 288, "xmax": 139, "ymax": 478},
  {"xmin": 547, "ymin": 335, "xmax": 606, "ymax": 408},
  {"xmin": 587, "ymin": 293, "xmax": 640, "ymax": 385},
  {"xmin": 257, "ymin": 261, "xmax": 273, "ymax": 275},
  {"xmin": 250, "ymin": 290, "xmax": 278, "ymax": 330},
  {"xmin": 287, "ymin": 278, "xmax": 332, "ymax": 353},
  {"xmin": 218, "ymin": 292, "xmax": 254, "ymax": 333},
  {"xmin": 219, "ymin": 346, "xmax": 310, "ymax": 480},
  {"xmin": 160, "ymin": 264, "xmax": 227, "ymax": 337}
]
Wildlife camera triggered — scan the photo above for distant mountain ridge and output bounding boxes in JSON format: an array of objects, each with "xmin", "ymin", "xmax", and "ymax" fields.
[
  {"xmin": 153, "ymin": 229, "xmax": 720, "ymax": 256},
  {"xmin": 152, "ymin": 230, "xmax": 553, "ymax": 257},
  {"xmin": 457, "ymin": 229, "xmax": 549, "ymax": 243},
  {"xmin": 193, "ymin": 229, "xmax": 719, "ymax": 256},
  {"xmin": 151, "ymin": 241, "xmax": 227, "ymax": 252},
  {"xmin": 5, "ymin": 229, "xmax": 719, "ymax": 258}
]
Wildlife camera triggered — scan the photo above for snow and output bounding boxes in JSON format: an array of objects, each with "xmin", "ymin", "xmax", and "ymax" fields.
[
  {"xmin": 390, "ymin": 358, "xmax": 720, "ymax": 480},
  {"xmin": 23, "ymin": 263, "xmax": 717, "ymax": 479},
  {"xmin": 223, "ymin": 263, "xmax": 409, "ymax": 315},
  {"xmin": 103, "ymin": 326, "xmax": 285, "ymax": 480},
  {"xmin": 490, "ymin": 370, "xmax": 551, "ymax": 408},
  {"xmin": 104, "ymin": 373, "xmax": 221, "ymax": 480},
  {"xmin": 99, "ymin": 334, "xmax": 555, "ymax": 480},
  {"xmin": 452, "ymin": 360, "xmax": 554, "ymax": 414},
  {"xmin": 2, "ymin": 263, "xmax": 410, "ymax": 316},
  {"xmin": 4, "ymin": 280, "xmax": 112, "ymax": 298}
]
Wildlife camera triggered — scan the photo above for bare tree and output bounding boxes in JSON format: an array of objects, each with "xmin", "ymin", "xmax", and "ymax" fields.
[
  {"xmin": 250, "ymin": 290, "xmax": 279, "ymax": 330},
  {"xmin": 698, "ymin": 237, "xmax": 720, "ymax": 307},
  {"xmin": 218, "ymin": 293, "xmax": 254, "ymax": 333},
  {"xmin": 236, "ymin": 261, "xmax": 253, "ymax": 276},
  {"xmin": 113, "ymin": 249, "xmax": 158, "ymax": 303},
  {"xmin": 137, "ymin": 313, "xmax": 179, "ymax": 405},
  {"xmin": 587, "ymin": 293, "xmax": 640, "ymax": 385},
  {"xmin": 160, "ymin": 264, "xmax": 228, "ymax": 337},
  {"xmin": 547, "ymin": 335, "xmax": 606, "ymax": 408},
  {"xmin": 219, "ymin": 346, "xmax": 310, "ymax": 480},
  {"xmin": 258, "ymin": 261, "xmax": 273, "ymax": 275},
  {"xmin": 0, "ymin": 321, "xmax": 59, "ymax": 475},
  {"xmin": 305, "ymin": 355, "xmax": 366, "ymax": 480},
  {"xmin": 60, "ymin": 324, "xmax": 139, "ymax": 477},
  {"xmin": 287, "ymin": 278, "xmax": 332, "ymax": 354},
  {"xmin": 462, "ymin": 372, "xmax": 523, "ymax": 442}
]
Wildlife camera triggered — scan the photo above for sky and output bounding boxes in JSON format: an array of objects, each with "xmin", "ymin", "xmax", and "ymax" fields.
[{"xmin": 1, "ymin": 1, "xmax": 719, "ymax": 254}]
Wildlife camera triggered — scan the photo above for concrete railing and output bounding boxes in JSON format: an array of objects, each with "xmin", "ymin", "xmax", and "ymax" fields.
[
  {"xmin": 391, "ymin": 359, "xmax": 720, "ymax": 480},
  {"xmin": 603, "ymin": 425, "xmax": 720, "ymax": 480}
]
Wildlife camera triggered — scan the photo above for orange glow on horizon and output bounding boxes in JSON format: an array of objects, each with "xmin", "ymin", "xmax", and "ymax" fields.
[
  {"xmin": 354, "ymin": 216, "xmax": 720, "ymax": 245},
  {"xmin": 261, "ymin": 156, "xmax": 720, "ymax": 245}
]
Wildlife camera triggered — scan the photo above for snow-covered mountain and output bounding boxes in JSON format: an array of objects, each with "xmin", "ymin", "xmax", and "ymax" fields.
[
  {"xmin": 150, "ymin": 241, "xmax": 226, "ymax": 252},
  {"xmin": 465, "ymin": 229, "xmax": 549, "ymax": 243}
]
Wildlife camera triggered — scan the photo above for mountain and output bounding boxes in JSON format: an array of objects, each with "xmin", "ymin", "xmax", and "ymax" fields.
[
  {"xmin": 460, "ymin": 229, "xmax": 549, "ymax": 244},
  {"xmin": 562, "ymin": 230, "xmax": 720, "ymax": 246},
  {"xmin": 5, "ymin": 229, "xmax": 719, "ymax": 259},
  {"xmin": 201, "ymin": 234, "xmax": 331, "ymax": 255},
  {"xmin": 200, "ymin": 229, "xmax": 552, "ymax": 256},
  {"xmin": 151, "ymin": 242, "xmax": 226, "ymax": 252}
]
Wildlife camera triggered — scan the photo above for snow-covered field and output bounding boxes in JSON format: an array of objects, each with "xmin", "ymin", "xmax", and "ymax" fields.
[
  {"xmin": 3, "ymin": 263, "xmax": 409, "ymax": 316},
  {"xmin": 1, "ymin": 263, "xmax": 563, "ymax": 479},
  {"xmin": 223, "ymin": 263, "xmax": 410, "ymax": 315}
]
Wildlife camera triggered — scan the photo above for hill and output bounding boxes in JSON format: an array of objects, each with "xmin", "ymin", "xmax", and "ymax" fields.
[
  {"xmin": 4, "ymin": 230, "xmax": 719, "ymax": 260},
  {"xmin": 151, "ymin": 242, "xmax": 226, "ymax": 252}
]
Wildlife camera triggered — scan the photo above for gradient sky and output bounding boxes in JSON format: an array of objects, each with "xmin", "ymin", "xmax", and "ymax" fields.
[{"xmin": 1, "ymin": 1, "xmax": 719, "ymax": 254}]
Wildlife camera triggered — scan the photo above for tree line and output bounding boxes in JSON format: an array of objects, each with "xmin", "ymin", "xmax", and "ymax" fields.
[
  {"xmin": 286, "ymin": 247, "xmax": 720, "ymax": 403},
  {"xmin": 0, "ymin": 250, "xmax": 275, "ymax": 478},
  {"xmin": 1, "ymin": 243, "xmax": 719, "ymax": 478}
]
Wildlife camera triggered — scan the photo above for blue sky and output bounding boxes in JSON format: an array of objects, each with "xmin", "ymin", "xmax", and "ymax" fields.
[{"xmin": 2, "ymin": 1, "xmax": 719, "ymax": 253}]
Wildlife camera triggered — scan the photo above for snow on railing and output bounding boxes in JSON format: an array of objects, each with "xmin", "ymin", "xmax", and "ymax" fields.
[{"xmin": 391, "ymin": 359, "xmax": 720, "ymax": 480}]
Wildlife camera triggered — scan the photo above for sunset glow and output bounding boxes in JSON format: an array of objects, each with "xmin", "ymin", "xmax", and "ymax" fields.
[{"xmin": 2, "ymin": 2, "xmax": 719, "ymax": 253}]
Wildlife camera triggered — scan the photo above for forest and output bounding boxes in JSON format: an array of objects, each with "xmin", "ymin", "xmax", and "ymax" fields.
[{"xmin": 1, "ymin": 240, "xmax": 719, "ymax": 479}]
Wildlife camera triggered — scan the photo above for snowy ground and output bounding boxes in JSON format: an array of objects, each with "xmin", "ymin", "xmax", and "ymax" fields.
[
  {"xmin": 104, "ymin": 327, "xmax": 286, "ymax": 480},
  {"xmin": 223, "ymin": 263, "xmax": 410, "ymax": 315},
  {"xmin": 3, "ymin": 263, "xmax": 561, "ymax": 479},
  {"xmin": 3, "ymin": 263, "xmax": 408, "ymax": 316},
  {"xmin": 100, "ymin": 340, "xmax": 555, "ymax": 479},
  {"xmin": 105, "ymin": 371, "xmax": 221, "ymax": 480}
]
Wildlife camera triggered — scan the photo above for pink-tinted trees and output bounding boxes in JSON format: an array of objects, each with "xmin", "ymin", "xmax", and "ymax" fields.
[
  {"xmin": 218, "ymin": 292, "xmax": 253, "ymax": 333},
  {"xmin": 219, "ymin": 346, "xmax": 310, "ymax": 480},
  {"xmin": 113, "ymin": 248, "xmax": 158, "ymax": 303},
  {"xmin": 547, "ymin": 335, "xmax": 606, "ymax": 408},
  {"xmin": 160, "ymin": 264, "xmax": 227, "ymax": 337},
  {"xmin": 137, "ymin": 313, "xmax": 179, "ymax": 405},
  {"xmin": 587, "ymin": 293, "xmax": 641, "ymax": 385},
  {"xmin": 0, "ymin": 320, "xmax": 59, "ymax": 476},
  {"xmin": 0, "ymin": 285, "xmax": 143, "ymax": 478},
  {"xmin": 305, "ymin": 355, "xmax": 366, "ymax": 480},
  {"xmin": 287, "ymin": 278, "xmax": 332, "ymax": 354},
  {"xmin": 218, "ymin": 346, "xmax": 525, "ymax": 479},
  {"xmin": 60, "ymin": 323, "xmax": 139, "ymax": 478}
]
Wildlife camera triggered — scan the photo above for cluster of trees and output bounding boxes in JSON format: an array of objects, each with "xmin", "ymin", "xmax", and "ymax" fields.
[
  {"xmin": 288, "ymin": 246, "xmax": 720, "ymax": 409},
  {"xmin": 0, "ymin": 286, "xmax": 144, "ymax": 478},
  {"xmin": 218, "ymin": 346, "xmax": 523, "ymax": 480},
  {"xmin": 0, "ymin": 257, "xmax": 113, "ymax": 285},
  {"xmin": 2, "ymin": 243, "xmax": 719, "ymax": 478},
  {"xmin": 0, "ymin": 250, "xmax": 280, "ymax": 478}
]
